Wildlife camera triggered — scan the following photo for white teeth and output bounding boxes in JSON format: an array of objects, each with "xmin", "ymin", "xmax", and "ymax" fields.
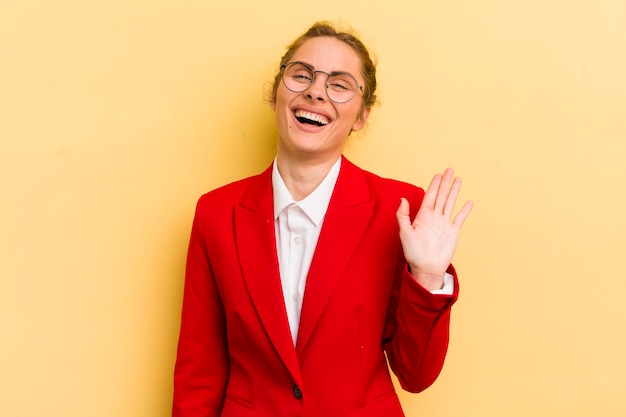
[{"xmin": 295, "ymin": 110, "xmax": 329, "ymax": 125}]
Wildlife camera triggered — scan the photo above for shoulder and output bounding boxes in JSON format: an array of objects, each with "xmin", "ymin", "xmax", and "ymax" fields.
[
  {"xmin": 339, "ymin": 157, "xmax": 425, "ymax": 218},
  {"xmin": 342, "ymin": 157, "xmax": 424, "ymax": 200},
  {"xmin": 200, "ymin": 176, "xmax": 254, "ymax": 202},
  {"xmin": 196, "ymin": 164, "xmax": 273, "ymax": 210}
]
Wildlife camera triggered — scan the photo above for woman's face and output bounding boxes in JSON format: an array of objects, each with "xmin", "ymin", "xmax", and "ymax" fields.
[{"xmin": 272, "ymin": 36, "xmax": 370, "ymax": 163}]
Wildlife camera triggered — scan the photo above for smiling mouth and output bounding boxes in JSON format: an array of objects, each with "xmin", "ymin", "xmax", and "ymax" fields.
[{"xmin": 294, "ymin": 109, "xmax": 330, "ymax": 127}]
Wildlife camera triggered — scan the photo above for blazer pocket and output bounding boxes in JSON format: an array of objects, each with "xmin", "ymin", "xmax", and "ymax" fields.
[
  {"xmin": 357, "ymin": 390, "xmax": 404, "ymax": 417},
  {"xmin": 221, "ymin": 393, "xmax": 255, "ymax": 417}
]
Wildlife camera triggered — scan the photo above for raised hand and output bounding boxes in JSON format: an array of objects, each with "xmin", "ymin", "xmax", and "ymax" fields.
[{"xmin": 396, "ymin": 168, "xmax": 474, "ymax": 291}]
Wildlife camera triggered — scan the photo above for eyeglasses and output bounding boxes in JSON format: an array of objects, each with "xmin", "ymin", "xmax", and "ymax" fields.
[{"xmin": 280, "ymin": 61, "xmax": 363, "ymax": 104}]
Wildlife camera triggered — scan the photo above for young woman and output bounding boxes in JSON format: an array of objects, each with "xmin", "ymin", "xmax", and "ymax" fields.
[{"xmin": 173, "ymin": 21, "xmax": 473, "ymax": 417}]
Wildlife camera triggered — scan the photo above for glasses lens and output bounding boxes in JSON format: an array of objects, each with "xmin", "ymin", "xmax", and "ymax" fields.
[
  {"xmin": 282, "ymin": 63, "xmax": 314, "ymax": 93},
  {"xmin": 281, "ymin": 62, "xmax": 360, "ymax": 103},
  {"xmin": 326, "ymin": 73, "xmax": 358, "ymax": 103}
]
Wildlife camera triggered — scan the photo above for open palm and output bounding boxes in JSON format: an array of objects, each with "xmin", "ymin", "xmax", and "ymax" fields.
[{"xmin": 396, "ymin": 168, "xmax": 473, "ymax": 291}]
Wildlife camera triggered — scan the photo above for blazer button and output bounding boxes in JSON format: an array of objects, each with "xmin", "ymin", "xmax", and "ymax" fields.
[{"xmin": 293, "ymin": 384, "xmax": 303, "ymax": 400}]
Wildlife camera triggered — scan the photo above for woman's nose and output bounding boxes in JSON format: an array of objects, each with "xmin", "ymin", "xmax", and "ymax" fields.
[{"xmin": 305, "ymin": 76, "xmax": 327, "ymax": 102}]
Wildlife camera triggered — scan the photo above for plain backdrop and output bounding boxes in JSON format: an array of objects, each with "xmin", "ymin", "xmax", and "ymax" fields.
[{"xmin": 1, "ymin": 1, "xmax": 625, "ymax": 416}]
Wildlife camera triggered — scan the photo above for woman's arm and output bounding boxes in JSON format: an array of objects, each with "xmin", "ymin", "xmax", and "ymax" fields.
[
  {"xmin": 173, "ymin": 197, "xmax": 229, "ymax": 417},
  {"xmin": 384, "ymin": 169, "xmax": 472, "ymax": 392}
]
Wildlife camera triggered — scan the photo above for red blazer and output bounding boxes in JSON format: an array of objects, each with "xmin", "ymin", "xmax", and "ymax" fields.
[{"xmin": 173, "ymin": 156, "xmax": 459, "ymax": 417}]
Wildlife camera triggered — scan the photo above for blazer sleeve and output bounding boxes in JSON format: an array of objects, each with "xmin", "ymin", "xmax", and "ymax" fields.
[
  {"xmin": 173, "ymin": 196, "xmax": 229, "ymax": 417},
  {"xmin": 382, "ymin": 190, "xmax": 459, "ymax": 394}
]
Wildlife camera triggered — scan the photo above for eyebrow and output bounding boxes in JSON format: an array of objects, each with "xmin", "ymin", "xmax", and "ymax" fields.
[{"xmin": 296, "ymin": 61, "xmax": 357, "ymax": 77}]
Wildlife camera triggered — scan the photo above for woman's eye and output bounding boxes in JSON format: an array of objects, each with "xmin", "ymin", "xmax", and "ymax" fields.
[
  {"xmin": 293, "ymin": 74, "xmax": 312, "ymax": 82},
  {"xmin": 329, "ymin": 81, "xmax": 349, "ymax": 91}
]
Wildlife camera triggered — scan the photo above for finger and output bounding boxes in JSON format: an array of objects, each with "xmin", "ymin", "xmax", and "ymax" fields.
[
  {"xmin": 443, "ymin": 177, "xmax": 462, "ymax": 218},
  {"xmin": 396, "ymin": 197, "xmax": 412, "ymax": 231},
  {"xmin": 434, "ymin": 168, "xmax": 454, "ymax": 212},
  {"xmin": 422, "ymin": 173, "xmax": 442, "ymax": 210},
  {"xmin": 453, "ymin": 200, "xmax": 474, "ymax": 227}
]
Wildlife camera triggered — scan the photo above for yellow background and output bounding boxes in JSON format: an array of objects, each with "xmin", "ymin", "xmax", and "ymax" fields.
[{"xmin": 2, "ymin": 1, "xmax": 625, "ymax": 416}]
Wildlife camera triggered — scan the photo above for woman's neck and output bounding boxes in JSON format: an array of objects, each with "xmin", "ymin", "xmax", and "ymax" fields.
[{"xmin": 275, "ymin": 152, "xmax": 341, "ymax": 201}]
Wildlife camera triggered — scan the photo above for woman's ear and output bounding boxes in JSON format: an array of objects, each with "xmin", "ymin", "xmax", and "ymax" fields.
[{"xmin": 351, "ymin": 107, "xmax": 371, "ymax": 132}]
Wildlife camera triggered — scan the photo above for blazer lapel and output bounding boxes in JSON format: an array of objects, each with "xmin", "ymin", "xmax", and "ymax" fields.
[
  {"xmin": 234, "ymin": 164, "xmax": 302, "ymax": 385},
  {"xmin": 295, "ymin": 157, "xmax": 375, "ymax": 355}
]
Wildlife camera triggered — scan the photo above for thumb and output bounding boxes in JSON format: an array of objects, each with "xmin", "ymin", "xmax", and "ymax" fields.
[{"xmin": 396, "ymin": 197, "xmax": 412, "ymax": 231}]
